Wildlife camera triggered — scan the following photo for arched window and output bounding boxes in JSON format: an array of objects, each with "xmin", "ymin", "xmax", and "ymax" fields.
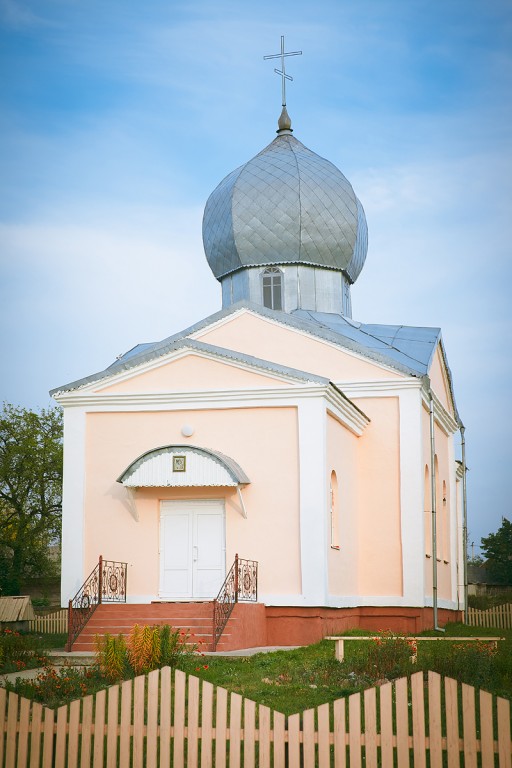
[
  {"xmin": 442, "ymin": 480, "xmax": 449, "ymax": 562},
  {"xmin": 330, "ymin": 471, "xmax": 340, "ymax": 549},
  {"xmin": 261, "ymin": 267, "xmax": 283, "ymax": 310}
]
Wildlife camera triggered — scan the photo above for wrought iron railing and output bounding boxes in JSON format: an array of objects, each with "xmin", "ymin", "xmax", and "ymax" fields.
[
  {"xmin": 212, "ymin": 554, "xmax": 258, "ymax": 650},
  {"xmin": 66, "ymin": 555, "xmax": 127, "ymax": 651}
]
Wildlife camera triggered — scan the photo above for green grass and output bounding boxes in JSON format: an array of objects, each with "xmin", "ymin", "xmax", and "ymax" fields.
[{"xmin": 2, "ymin": 624, "xmax": 511, "ymax": 711}]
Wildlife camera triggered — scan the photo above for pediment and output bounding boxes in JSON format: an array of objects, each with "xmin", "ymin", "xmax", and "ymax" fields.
[{"xmin": 193, "ymin": 310, "xmax": 405, "ymax": 382}]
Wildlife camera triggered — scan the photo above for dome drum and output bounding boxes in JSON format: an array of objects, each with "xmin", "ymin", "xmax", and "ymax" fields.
[{"xmin": 221, "ymin": 264, "xmax": 353, "ymax": 316}]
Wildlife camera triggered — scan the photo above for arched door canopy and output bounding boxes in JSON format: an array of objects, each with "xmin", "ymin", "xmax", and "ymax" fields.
[{"xmin": 117, "ymin": 444, "xmax": 250, "ymax": 488}]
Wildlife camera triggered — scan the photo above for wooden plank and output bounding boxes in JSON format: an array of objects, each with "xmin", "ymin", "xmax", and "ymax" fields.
[
  {"xmin": 173, "ymin": 670, "xmax": 186, "ymax": 768},
  {"xmin": 273, "ymin": 710, "xmax": 286, "ymax": 768},
  {"xmin": 17, "ymin": 696, "xmax": 30, "ymax": 768},
  {"xmin": 67, "ymin": 699, "xmax": 81, "ymax": 768},
  {"xmin": 159, "ymin": 668, "xmax": 172, "ymax": 768},
  {"xmin": 214, "ymin": 685, "xmax": 227, "ymax": 768},
  {"xmin": 228, "ymin": 693, "xmax": 242, "ymax": 768},
  {"xmin": 29, "ymin": 702, "xmax": 42, "ymax": 768},
  {"xmin": 200, "ymin": 680, "xmax": 213, "ymax": 768},
  {"xmin": 462, "ymin": 683, "xmax": 477, "ymax": 768},
  {"xmin": 187, "ymin": 675, "xmax": 200, "ymax": 768},
  {"xmin": 132, "ymin": 674, "xmax": 146, "ymax": 768},
  {"xmin": 317, "ymin": 703, "xmax": 330, "ymax": 768},
  {"xmin": 395, "ymin": 677, "xmax": 409, "ymax": 768},
  {"xmin": 364, "ymin": 687, "xmax": 378, "ymax": 768},
  {"xmin": 379, "ymin": 683, "xmax": 393, "ymax": 768},
  {"xmin": 54, "ymin": 705, "xmax": 68, "ymax": 768},
  {"xmin": 427, "ymin": 671, "xmax": 442, "ymax": 768},
  {"xmin": 348, "ymin": 692, "xmax": 362, "ymax": 768},
  {"xmin": 106, "ymin": 683, "xmax": 119, "ymax": 768},
  {"xmin": 5, "ymin": 693, "xmax": 18, "ymax": 768},
  {"xmin": 42, "ymin": 707, "xmax": 54, "ymax": 768},
  {"xmin": 302, "ymin": 708, "xmax": 315, "ymax": 768},
  {"xmin": 497, "ymin": 697, "xmax": 512, "ymax": 768},
  {"xmin": 146, "ymin": 670, "xmax": 159, "ymax": 768},
  {"xmin": 411, "ymin": 671, "xmax": 426, "ymax": 768},
  {"xmin": 333, "ymin": 698, "xmax": 346, "ymax": 768},
  {"xmin": 479, "ymin": 689, "xmax": 494, "ymax": 768},
  {"xmin": 119, "ymin": 679, "xmax": 132, "ymax": 768},
  {"xmin": 80, "ymin": 696, "xmax": 93, "ymax": 768},
  {"xmin": 287, "ymin": 713, "xmax": 300, "ymax": 768},
  {"xmin": 258, "ymin": 705, "xmax": 271, "ymax": 768},
  {"xmin": 444, "ymin": 676, "xmax": 460, "ymax": 768},
  {"xmin": 0, "ymin": 688, "xmax": 5, "ymax": 766},
  {"xmin": 243, "ymin": 698, "xmax": 255, "ymax": 768},
  {"xmin": 93, "ymin": 688, "xmax": 106, "ymax": 768}
]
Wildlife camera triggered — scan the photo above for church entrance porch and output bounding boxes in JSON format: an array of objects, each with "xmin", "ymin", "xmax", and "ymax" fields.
[{"xmin": 159, "ymin": 500, "xmax": 225, "ymax": 600}]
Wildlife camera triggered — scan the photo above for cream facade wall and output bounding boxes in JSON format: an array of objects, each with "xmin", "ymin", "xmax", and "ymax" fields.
[
  {"xmin": 81, "ymin": 406, "xmax": 301, "ymax": 602},
  {"xmin": 353, "ymin": 397, "xmax": 403, "ymax": 597}
]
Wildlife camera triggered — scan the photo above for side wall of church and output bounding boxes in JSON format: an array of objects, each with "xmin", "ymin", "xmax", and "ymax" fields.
[
  {"xmin": 422, "ymin": 406, "xmax": 457, "ymax": 605},
  {"xmin": 326, "ymin": 413, "xmax": 359, "ymax": 596},
  {"xmin": 353, "ymin": 396, "xmax": 403, "ymax": 598}
]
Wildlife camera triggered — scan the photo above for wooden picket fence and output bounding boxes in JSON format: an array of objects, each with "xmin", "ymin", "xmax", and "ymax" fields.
[
  {"xmin": 468, "ymin": 603, "xmax": 512, "ymax": 630},
  {"xmin": 1, "ymin": 668, "xmax": 511, "ymax": 767},
  {"xmin": 28, "ymin": 609, "xmax": 68, "ymax": 635}
]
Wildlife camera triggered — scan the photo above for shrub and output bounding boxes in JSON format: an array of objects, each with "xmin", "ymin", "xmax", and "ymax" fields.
[
  {"xmin": 417, "ymin": 639, "xmax": 498, "ymax": 689},
  {"xmin": 94, "ymin": 633, "xmax": 128, "ymax": 682},
  {"xmin": 346, "ymin": 631, "xmax": 415, "ymax": 680},
  {"xmin": 0, "ymin": 629, "xmax": 49, "ymax": 673},
  {"xmin": 94, "ymin": 624, "xmax": 197, "ymax": 680}
]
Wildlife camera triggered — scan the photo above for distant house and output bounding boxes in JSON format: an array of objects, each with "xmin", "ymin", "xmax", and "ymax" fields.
[{"xmin": 52, "ymin": 105, "xmax": 467, "ymax": 650}]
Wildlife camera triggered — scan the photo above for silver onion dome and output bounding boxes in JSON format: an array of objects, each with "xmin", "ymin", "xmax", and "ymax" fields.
[{"xmin": 202, "ymin": 129, "xmax": 368, "ymax": 284}]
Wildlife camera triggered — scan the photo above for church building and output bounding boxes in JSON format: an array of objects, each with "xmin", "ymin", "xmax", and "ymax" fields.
[{"xmin": 52, "ymin": 97, "xmax": 466, "ymax": 650}]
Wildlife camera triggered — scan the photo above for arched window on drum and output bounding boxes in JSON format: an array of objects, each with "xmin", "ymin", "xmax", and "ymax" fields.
[
  {"xmin": 330, "ymin": 471, "xmax": 340, "ymax": 549},
  {"xmin": 261, "ymin": 267, "xmax": 283, "ymax": 310}
]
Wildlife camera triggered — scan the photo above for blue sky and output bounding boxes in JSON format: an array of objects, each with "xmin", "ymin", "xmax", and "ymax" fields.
[{"xmin": 1, "ymin": 0, "xmax": 511, "ymax": 549}]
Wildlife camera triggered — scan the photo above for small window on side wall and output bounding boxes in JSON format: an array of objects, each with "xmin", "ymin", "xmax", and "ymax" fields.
[
  {"xmin": 330, "ymin": 471, "xmax": 340, "ymax": 549},
  {"xmin": 261, "ymin": 267, "xmax": 283, "ymax": 310}
]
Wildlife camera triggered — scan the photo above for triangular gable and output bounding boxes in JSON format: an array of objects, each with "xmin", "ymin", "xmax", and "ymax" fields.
[
  {"xmin": 193, "ymin": 310, "xmax": 404, "ymax": 382},
  {"xmin": 53, "ymin": 339, "xmax": 330, "ymax": 397},
  {"xmin": 95, "ymin": 349, "xmax": 309, "ymax": 394}
]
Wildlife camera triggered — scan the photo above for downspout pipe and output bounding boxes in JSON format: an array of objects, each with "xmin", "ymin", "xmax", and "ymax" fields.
[
  {"xmin": 429, "ymin": 387, "xmax": 444, "ymax": 632},
  {"xmin": 460, "ymin": 425, "xmax": 468, "ymax": 624}
]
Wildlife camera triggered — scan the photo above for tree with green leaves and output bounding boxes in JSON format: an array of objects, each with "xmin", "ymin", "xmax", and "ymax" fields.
[
  {"xmin": 0, "ymin": 403, "xmax": 63, "ymax": 595},
  {"xmin": 480, "ymin": 518, "xmax": 512, "ymax": 586}
]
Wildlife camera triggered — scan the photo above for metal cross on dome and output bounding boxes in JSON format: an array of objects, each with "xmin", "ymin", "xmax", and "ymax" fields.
[{"xmin": 264, "ymin": 36, "xmax": 302, "ymax": 107}]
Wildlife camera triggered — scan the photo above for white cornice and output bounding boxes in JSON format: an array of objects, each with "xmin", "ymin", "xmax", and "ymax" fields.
[
  {"xmin": 336, "ymin": 378, "xmax": 422, "ymax": 396},
  {"xmin": 54, "ymin": 382, "xmax": 369, "ymax": 437},
  {"xmin": 421, "ymin": 387, "xmax": 459, "ymax": 435}
]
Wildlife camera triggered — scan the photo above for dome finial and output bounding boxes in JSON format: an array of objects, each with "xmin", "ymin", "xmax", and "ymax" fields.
[
  {"xmin": 264, "ymin": 35, "xmax": 302, "ymax": 118},
  {"xmin": 277, "ymin": 105, "xmax": 292, "ymax": 133}
]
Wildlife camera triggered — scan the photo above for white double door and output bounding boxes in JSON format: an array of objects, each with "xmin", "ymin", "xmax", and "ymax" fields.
[{"xmin": 159, "ymin": 500, "xmax": 225, "ymax": 599}]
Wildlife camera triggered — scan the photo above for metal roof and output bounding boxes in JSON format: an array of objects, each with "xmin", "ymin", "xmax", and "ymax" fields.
[
  {"xmin": 0, "ymin": 596, "xmax": 35, "ymax": 622},
  {"xmin": 291, "ymin": 310, "xmax": 440, "ymax": 376},
  {"xmin": 202, "ymin": 133, "xmax": 368, "ymax": 282},
  {"xmin": 117, "ymin": 444, "xmax": 250, "ymax": 487},
  {"xmin": 51, "ymin": 302, "xmax": 458, "ymax": 423}
]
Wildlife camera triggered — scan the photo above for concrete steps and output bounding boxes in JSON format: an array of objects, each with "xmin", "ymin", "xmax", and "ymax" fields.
[
  {"xmin": 71, "ymin": 601, "xmax": 267, "ymax": 653},
  {"xmin": 71, "ymin": 602, "xmax": 228, "ymax": 652}
]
